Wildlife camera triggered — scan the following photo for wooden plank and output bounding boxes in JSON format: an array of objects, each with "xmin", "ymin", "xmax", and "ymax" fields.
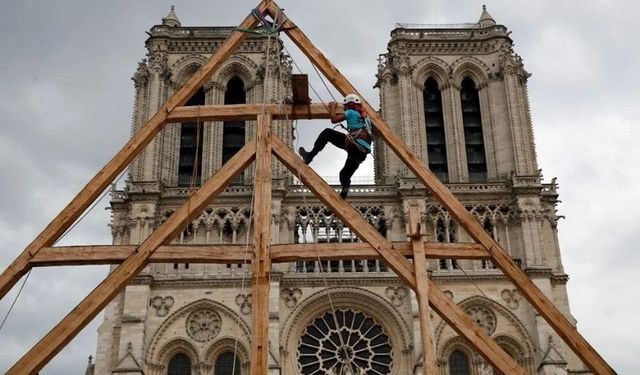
[
  {"xmin": 291, "ymin": 74, "xmax": 311, "ymax": 104},
  {"xmin": 29, "ymin": 242, "xmax": 489, "ymax": 267},
  {"xmin": 275, "ymin": 7, "xmax": 615, "ymax": 374},
  {"xmin": 271, "ymin": 134, "xmax": 525, "ymax": 375},
  {"xmin": 167, "ymin": 103, "xmax": 341, "ymax": 122},
  {"xmin": 408, "ymin": 205, "xmax": 437, "ymax": 375},
  {"xmin": 7, "ymin": 142, "xmax": 256, "ymax": 375},
  {"xmin": 0, "ymin": 0, "xmax": 270, "ymax": 301},
  {"xmin": 30, "ymin": 245, "xmax": 253, "ymax": 266},
  {"xmin": 251, "ymin": 114, "xmax": 272, "ymax": 374}
]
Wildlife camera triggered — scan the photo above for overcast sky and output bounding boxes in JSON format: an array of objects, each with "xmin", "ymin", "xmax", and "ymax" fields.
[{"xmin": 0, "ymin": 0, "xmax": 638, "ymax": 373}]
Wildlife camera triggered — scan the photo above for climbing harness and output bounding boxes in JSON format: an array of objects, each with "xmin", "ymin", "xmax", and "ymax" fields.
[{"xmin": 282, "ymin": 43, "xmax": 374, "ymax": 154}]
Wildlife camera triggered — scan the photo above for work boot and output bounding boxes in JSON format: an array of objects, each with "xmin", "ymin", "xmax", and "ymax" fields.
[
  {"xmin": 340, "ymin": 186, "xmax": 349, "ymax": 199},
  {"xmin": 299, "ymin": 147, "xmax": 313, "ymax": 164}
]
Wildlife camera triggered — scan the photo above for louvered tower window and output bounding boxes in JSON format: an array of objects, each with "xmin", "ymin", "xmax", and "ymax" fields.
[
  {"xmin": 214, "ymin": 352, "xmax": 241, "ymax": 375},
  {"xmin": 448, "ymin": 350, "xmax": 470, "ymax": 375},
  {"xmin": 423, "ymin": 78, "xmax": 449, "ymax": 182},
  {"xmin": 460, "ymin": 77, "xmax": 487, "ymax": 181},
  {"xmin": 222, "ymin": 76, "xmax": 246, "ymax": 184},
  {"xmin": 167, "ymin": 353, "xmax": 191, "ymax": 375},
  {"xmin": 178, "ymin": 88, "xmax": 205, "ymax": 186}
]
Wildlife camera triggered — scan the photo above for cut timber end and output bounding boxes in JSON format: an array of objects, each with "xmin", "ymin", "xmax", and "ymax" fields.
[{"xmin": 291, "ymin": 74, "xmax": 311, "ymax": 105}]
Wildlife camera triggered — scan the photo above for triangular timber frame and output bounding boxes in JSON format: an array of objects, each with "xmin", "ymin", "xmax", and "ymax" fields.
[{"xmin": 0, "ymin": 1, "xmax": 615, "ymax": 374}]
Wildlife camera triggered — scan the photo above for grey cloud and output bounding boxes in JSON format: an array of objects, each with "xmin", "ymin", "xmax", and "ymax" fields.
[{"xmin": 0, "ymin": 0, "xmax": 637, "ymax": 373}]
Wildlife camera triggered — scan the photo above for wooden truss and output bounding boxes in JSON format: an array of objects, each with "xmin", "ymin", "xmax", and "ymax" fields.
[{"xmin": 0, "ymin": 1, "xmax": 615, "ymax": 374}]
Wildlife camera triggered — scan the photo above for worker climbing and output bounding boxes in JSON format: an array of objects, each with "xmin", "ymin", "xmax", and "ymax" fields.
[{"xmin": 298, "ymin": 94, "xmax": 373, "ymax": 199}]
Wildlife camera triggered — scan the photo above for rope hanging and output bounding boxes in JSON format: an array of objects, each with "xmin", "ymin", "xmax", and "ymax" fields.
[{"xmin": 237, "ymin": 5, "xmax": 294, "ymax": 36}]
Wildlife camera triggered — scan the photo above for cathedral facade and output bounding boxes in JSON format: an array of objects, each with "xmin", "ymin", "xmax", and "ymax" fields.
[{"xmin": 91, "ymin": 7, "xmax": 588, "ymax": 375}]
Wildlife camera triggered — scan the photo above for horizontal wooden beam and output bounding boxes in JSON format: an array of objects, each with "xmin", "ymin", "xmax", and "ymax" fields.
[
  {"xmin": 30, "ymin": 245, "xmax": 252, "ymax": 266},
  {"xmin": 30, "ymin": 242, "xmax": 488, "ymax": 266},
  {"xmin": 166, "ymin": 103, "xmax": 339, "ymax": 122}
]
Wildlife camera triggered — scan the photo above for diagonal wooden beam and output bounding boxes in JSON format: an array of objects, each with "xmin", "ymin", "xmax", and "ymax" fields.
[
  {"xmin": 29, "ymin": 242, "xmax": 489, "ymax": 267},
  {"xmin": 7, "ymin": 142, "xmax": 256, "ymax": 375},
  {"xmin": 274, "ymin": 6, "xmax": 615, "ymax": 374},
  {"xmin": 408, "ymin": 205, "xmax": 437, "ymax": 374},
  {"xmin": 271, "ymin": 135, "xmax": 525, "ymax": 375},
  {"xmin": 0, "ymin": 0, "xmax": 270, "ymax": 301},
  {"xmin": 251, "ymin": 114, "xmax": 273, "ymax": 374}
]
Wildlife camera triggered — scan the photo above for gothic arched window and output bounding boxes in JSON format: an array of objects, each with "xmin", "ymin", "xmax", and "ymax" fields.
[
  {"xmin": 167, "ymin": 353, "xmax": 192, "ymax": 375},
  {"xmin": 460, "ymin": 77, "xmax": 487, "ymax": 181},
  {"xmin": 223, "ymin": 76, "xmax": 246, "ymax": 184},
  {"xmin": 178, "ymin": 88, "xmax": 206, "ymax": 186},
  {"xmin": 448, "ymin": 350, "xmax": 470, "ymax": 375},
  {"xmin": 214, "ymin": 351, "xmax": 241, "ymax": 375},
  {"xmin": 423, "ymin": 78, "xmax": 449, "ymax": 182}
]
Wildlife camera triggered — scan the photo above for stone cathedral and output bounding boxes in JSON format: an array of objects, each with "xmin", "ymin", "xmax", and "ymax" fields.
[{"xmin": 90, "ymin": 6, "xmax": 589, "ymax": 375}]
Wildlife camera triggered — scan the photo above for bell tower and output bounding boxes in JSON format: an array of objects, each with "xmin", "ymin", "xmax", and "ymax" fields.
[{"xmin": 88, "ymin": 6, "xmax": 593, "ymax": 375}]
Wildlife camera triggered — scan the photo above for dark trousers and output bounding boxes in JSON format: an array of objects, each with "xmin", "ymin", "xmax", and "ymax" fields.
[{"xmin": 307, "ymin": 128, "xmax": 368, "ymax": 188}]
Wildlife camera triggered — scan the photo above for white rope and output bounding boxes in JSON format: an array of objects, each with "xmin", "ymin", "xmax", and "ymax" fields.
[
  {"xmin": 278, "ymin": 42, "xmax": 351, "ymax": 356},
  {"xmin": 0, "ymin": 169, "xmax": 126, "ymax": 335},
  {"xmin": 231, "ymin": 32, "xmax": 274, "ymax": 375}
]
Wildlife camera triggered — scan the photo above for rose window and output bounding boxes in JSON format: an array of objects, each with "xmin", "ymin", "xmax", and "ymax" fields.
[
  {"xmin": 464, "ymin": 305, "xmax": 496, "ymax": 336},
  {"xmin": 298, "ymin": 309, "xmax": 393, "ymax": 374},
  {"xmin": 185, "ymin": 308, "xmax": 222, "ymax": 342}
]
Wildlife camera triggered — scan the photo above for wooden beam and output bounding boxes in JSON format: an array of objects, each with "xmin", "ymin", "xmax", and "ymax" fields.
[
  {"xmin": 7, "ymin": 142, "xmax": 256, "ymax": 375},
  {"xmin": 29, "ymin": 242, "xmax": 489, "ymax": 267},
  {"xmin": 166, "ymin": 103, "xmax": 340, "ymax": 122},
  {"xmin": 291, "ymin": 74, "xmax": 311, "ymax": 105},
  {"xmin": 275, "ymin": 6, "xmax": 615, "ymax": 374},
  {"xmin": 251, "ymin": 114, "xmax": 272, "ymax": 374},
  {"xmin": 30, "ymin": 245, "xmax": 253, "ymax": 266},
  {"xmin": 0, "ymin": 0, "xmax": 270, "ymax": 301},
  {"xmin": 271, "ymin": 134, "xmax": 525, "ymax": 375},
  {"xmin": 408, "ymin": 205, "xmax": 437, "ymax": 375}
]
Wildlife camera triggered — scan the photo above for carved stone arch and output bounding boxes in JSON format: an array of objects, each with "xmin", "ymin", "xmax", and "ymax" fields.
[
  {"xmin": 434, "ymin": 295, "xmax": 534, "ymax": 357},
  {"xmin": 155, "ymin": 337, "xmax": 200, "ymax": 370},
  {"xmin": 280, "ymin": 287, "xmax": 413, "ymax": 374},
  {"xmin": 211, "ymin": 55, "xmax": 260, "ymax": 95},
  {"xmin": 146, "ymin": 298, "xmax": 251, "ymax": 365},
  {"xmin": 412, "ymin": 56, "xmax": 450, "ymax": 90},
  {"xmin": 438, "ymin": 335, "xmax": 475, "ymax": 363},
  {"xmin": 204, "ymin": 336, "xmax": 250, "ymax": 373},
  {"xmin": 171, "ymin": 54, "xmax": 208, "ymax": 88},
  {"xmin": 451, "ymin": 56, "xmax": 491, "ymax": 87},
  {"xmin": 493, "ymin": 334, "xmax": 526, "ymax": 362}
]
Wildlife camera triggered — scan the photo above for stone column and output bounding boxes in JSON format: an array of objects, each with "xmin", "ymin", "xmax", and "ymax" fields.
[
  {"xmin": 441, "ymin": 82, "xmax": 467, "ymax": 182},
  {"xmin": 114, "ymin": 283, "xmax": 151, "ymax": 372},
  {"xmin": 477, "ymin": 81, "xmax": 499, "ymax": 179},
  {"xmin": 376, "ymin": 61, "xmax": 400, "ymax": 184},
  {"xmin": 134, "ymin": 49, "xmax": 169, "ymax": 182},
  {"xmin": 396, "ymin": 68, "xmax": 417, "ymax": 178},
  {"xmin": 503, "ymin": 65, "xmax": 538, "ymax": 175}
]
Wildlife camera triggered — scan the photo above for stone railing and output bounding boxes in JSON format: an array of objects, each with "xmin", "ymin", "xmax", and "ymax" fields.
[
  {"xmin": 390, "ymin": 24, "xmax": 508, "ymax": 39},
  {"xmin": 398, "ymin": 178, "xmax": 510, "ymax": 194},
  {"xmin": 287, "ymin": 184, "xmax": 396, "ymax": 196},
  {"xmin": 289, "ymin": 259, "xmax": 389, "ymax": 275}
]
